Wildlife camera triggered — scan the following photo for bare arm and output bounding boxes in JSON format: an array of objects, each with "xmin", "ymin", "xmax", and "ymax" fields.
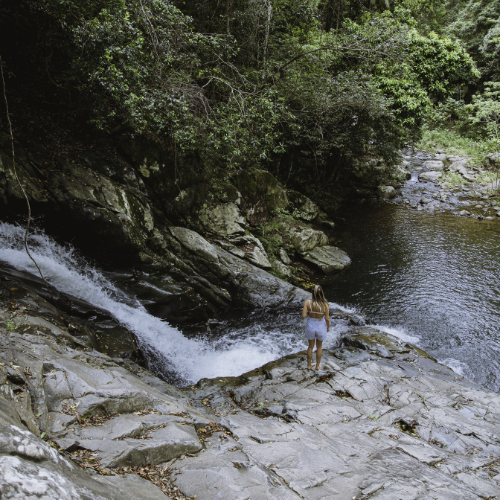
[
  {"xmin": 325, "ymin": 305, "xmax": 330, "ymax": 332},
  {"xmin": 301, "ymin": 300, "xmax": 310, "ymax": 319}
]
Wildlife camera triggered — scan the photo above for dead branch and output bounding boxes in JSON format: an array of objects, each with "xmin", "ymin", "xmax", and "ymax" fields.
[{"xmin": 0, "ymin": 56, "xmax": 55, "ymax": 301}]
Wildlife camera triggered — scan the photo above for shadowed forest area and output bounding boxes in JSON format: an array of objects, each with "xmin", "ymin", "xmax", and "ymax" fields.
[{"xmin": 2, "ymin": 0, "xmax": 499, "ymax": 209}]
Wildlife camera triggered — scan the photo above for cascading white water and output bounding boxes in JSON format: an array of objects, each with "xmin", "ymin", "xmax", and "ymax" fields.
[{"xmin": 0, "ymin": 222, "xmax": 350, "ymax": 384}]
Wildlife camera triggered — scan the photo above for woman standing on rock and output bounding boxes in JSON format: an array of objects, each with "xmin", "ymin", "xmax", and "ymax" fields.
[{"xmin": 302, "ymin": 285, "xmax": 330, "ymax": 370}]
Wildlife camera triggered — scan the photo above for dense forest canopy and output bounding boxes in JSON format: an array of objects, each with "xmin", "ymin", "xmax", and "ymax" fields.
[{"xmin": 0, "ymin": 0, "xmax": 496, "ymax": 203}]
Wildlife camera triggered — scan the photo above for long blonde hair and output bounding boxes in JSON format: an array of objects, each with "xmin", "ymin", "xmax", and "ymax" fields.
[{"xmin": 311, "ymin": 285, "xmax": 328, "ymax": 313}]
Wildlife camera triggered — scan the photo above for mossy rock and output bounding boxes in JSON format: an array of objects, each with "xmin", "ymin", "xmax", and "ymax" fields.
[
  {"xmin": 233, "ymin": 169, "xmax": 288, "ymax": 226},
  {"xmin": 287, "ymin": 190, "xmax": 321, "ymax": 221}
]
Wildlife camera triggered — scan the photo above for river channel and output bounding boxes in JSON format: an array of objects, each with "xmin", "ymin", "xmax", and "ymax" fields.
[{"xmin": 2, "ymin": 161, "xmax": 500, "ymax": 390}]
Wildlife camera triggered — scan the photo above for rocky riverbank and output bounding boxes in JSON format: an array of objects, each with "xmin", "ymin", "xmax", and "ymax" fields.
[
  {"xmin": 0, "ymin": 132, "xmax": 351, "ymax": 315},
  {"xmin": 2, "ymin": 270, "xmax": 500, "ymax": 499},
  {"xmin": 383, "ymin": 149, "xmax": 500, "ymax": 220}
]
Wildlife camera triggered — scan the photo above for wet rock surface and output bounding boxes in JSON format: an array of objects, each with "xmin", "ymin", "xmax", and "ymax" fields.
[
  {"xmin": 1, "ymin": 274, "xmax": 499, "ymax": 499},
  {"xmin": 168, "ymin": 226, "xmax": 308, "ymax": 308}
]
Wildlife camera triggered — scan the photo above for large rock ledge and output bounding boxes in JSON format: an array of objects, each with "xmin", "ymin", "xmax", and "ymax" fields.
[{"xmin": 1, "ymin": 288, "xmax": 499, "ymax": 498}]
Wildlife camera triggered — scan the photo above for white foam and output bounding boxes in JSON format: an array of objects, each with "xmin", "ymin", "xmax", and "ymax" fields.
[
  {"xmin": 329, "ymin": 301, "xmax": 357, "ymax": 314},
  {"xmin": 438, "ymin": 358, "xmax": 471, "ymax": 378},
  {"xmin": 0, "ymin": 222, "xmax": 312, "ymax": 384},
  {"xmin": 376, "ymin": 325, "xmax": 420, "ymax": 344}
]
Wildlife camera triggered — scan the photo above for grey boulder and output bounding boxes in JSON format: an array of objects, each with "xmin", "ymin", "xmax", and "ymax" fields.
[
  {"xmin": 198, "ymin": 202, "xmax": 246, "ymax": 238},
  {"xmin": 301, "ymin": 245, "xmax": 351, "ymax": 273},
  {"xmin": 271, "ymin": 259, "xmax": 293, "ymax": 278},
  {"xmin": 169, "ymin": 227, "xmax": 219, "ymax": 263},
  {"xmin": 279, "ymin": 248, "xmax": 292, "ymax": 265},
  {"xmin": 288, "ymin": 226, "xmax": 328, "ymax": 253},
  {"xmin": 377, "ymin": 185, "xmax": 397, "ymax": 199},
  {"xmin": 448, "ymin": 160, "xmax": 467, "ymax": 172},
  {"xmin": 287, "ymin": 190, "xmax": 321, "ymax": 221},
  {"xmin": 419, "ymin": 171, "xmax": 442, "ymax": 182}
]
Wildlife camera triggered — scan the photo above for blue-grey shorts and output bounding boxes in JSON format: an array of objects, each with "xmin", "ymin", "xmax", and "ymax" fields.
[{"xmin": 305, "ymin": 317, "xmax": 328, "ymax": 341}]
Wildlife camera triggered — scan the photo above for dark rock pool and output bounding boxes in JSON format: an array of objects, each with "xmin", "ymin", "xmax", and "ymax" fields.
[{"xmin": 322, "ymin": 200, "xmax": 500, "ymax": 392}]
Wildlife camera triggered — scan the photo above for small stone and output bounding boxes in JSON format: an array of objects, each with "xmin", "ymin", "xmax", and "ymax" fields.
[
  {"xmin": 459, "ymin": 210, "xmax": 470, "ymax": 216},
  {"xmin": 279, "ymin": 248, "xmax": 292, "ymax": 265}
]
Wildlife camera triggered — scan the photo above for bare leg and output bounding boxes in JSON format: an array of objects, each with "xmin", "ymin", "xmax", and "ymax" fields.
[
  {"xmin": 315, "ymin": 340, "xmax": 323, "ymax": 370},
  {"xmin": 307, "ymin": 340, "xmax": 315, "ymax": 369}
]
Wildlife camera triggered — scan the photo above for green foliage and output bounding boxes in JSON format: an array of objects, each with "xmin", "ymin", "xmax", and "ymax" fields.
[
  {"xmin": 6, "ymin": 320, "xmax": 17, "ymax": 332},
  {"xmin": 470, "ymin": 82, "xmax": 500, "ymax": 140},
  {"xmin": 0, "ymin": 0, "xmax": 488, "ymax": 194},
  {"xmin": 445, "ymin": 0, "xmax": 500, "ymax": 79},
  {"xmin": 418, "ymin": 126, "xmax": 482, "ymax": 155},
  {"xmin": 461, "ymin": 82, "xmax": 500, "ymax": 169},
  {"xmin": 442, "ymin": 171, "xmax": 467, "ymax": 188},
  {"xmin": 407, "ymin": 32, "xmax": 479, "ymax": 99}
]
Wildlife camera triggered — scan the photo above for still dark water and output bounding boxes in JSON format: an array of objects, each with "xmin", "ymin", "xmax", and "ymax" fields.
[{"xmin": 323, "ymin": 201, "xmax": 500, "ymax": 392}]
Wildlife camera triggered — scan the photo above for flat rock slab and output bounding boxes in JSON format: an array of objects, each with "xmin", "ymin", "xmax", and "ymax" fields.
[
  {"xmin": 419, "ymin": 171, "xmax": 442, "ymax": 182},
  {"xmin": 77, "ymin": 422, "xmax": 201, "ymax": 468},
  {"xmin": 2, "ymin": 287, "xmax": 500, "ymax": 499},
  {"xmin": 94, "ymin": 473, "xmax": 170, "ymax": 500},
  {"xmin": 173, "ymin": 439, "xmax": 302, "ymax": 500},
  {"xmin": 301, "ymin": 245, "xmax": 351, "ymax": 273},
  {"xmin": 0, "ymin": 424, "xmax": 157, "ymax": 500},
  {"xmin": 170, "ymin": 227, "xmax": 219, "ymax": 263},
  {"xmin": 463, "ymin": 173, "xmax": 477, "ymax": 182},
  {"xmin": 77, "ymin": 413, "xmax": 185, "ymax": 441}
]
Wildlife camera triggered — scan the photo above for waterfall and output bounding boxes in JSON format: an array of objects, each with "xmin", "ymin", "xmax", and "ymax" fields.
[{"xmin": 0, "ymin": 222, "xmax": 343, "ymax": 384}]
